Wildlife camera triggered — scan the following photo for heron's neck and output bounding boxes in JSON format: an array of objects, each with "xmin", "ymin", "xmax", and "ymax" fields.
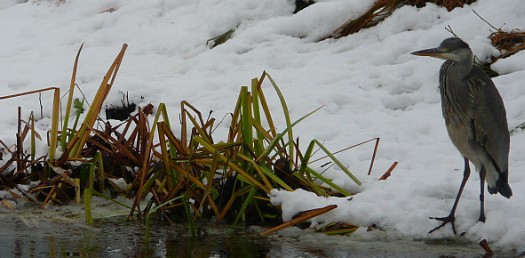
[{"xmin": 452, "ymin": 55, "xmax": 474, "ymax": 77}]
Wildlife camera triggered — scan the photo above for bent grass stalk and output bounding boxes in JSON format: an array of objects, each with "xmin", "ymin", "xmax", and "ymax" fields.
[
  {"xmin": 260, "ymin": 205, "xmax": 338, "ymax": 236},
  {"xmin": 69, "ymin": 44, "xmax": 128, "ymax": 158}
]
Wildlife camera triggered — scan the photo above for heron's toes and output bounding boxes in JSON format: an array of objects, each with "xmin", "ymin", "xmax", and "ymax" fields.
[{"xmin": 428, "ymin": 215, "xmax": 457, "ymax": 235}]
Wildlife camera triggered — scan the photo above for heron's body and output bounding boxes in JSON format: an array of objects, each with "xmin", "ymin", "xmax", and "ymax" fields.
[
  {"xmin": 440, "ymin": 59, "xmax": 511, "ymax": 197},
  {"xmin": 411, "ymin": 37, "xmax": 512, "ymax": 234}
]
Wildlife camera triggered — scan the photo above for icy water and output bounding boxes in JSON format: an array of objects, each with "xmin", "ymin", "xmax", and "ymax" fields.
[{"xmin": 0, "ymin": 207, "xmax": 518, "ymax": 258}]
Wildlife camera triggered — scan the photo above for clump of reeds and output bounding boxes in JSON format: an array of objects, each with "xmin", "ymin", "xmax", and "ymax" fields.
[
  {"xmin": 0, "ymin": 43, "xmax": 128, "ymax": 210},
  {"xmin": 0, "ymin": 44, "xmax": 397, "ymax": 238}
]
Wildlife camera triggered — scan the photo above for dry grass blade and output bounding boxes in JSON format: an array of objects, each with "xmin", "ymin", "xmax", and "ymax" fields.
[{"xmin": 0, "ymin": 87, "xmax": 59, "ymax": 101}]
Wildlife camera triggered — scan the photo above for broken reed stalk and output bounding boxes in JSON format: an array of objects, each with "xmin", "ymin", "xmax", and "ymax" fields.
[
  {"xmin": 260, "ymin": 205, "xmax": 338, "ymax": 236},
  {"xmin": 379, "ymin": 161, "xmax": 398, "ymax": 180},
  {"xmin": 479, "ymin": 239, "xmax": 494, "ymax": 257},
  {"xmin": 368, "ymin": 138, "xmax": 380, "ymax": 175}
]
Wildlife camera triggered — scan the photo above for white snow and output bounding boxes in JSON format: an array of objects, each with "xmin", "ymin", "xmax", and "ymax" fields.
[{"xmin": 0, "ymin": 0, "xmax": 524, "ymax": 253}]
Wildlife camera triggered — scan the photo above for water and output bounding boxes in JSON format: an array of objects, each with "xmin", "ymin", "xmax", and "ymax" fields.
[
  {"xmin": 0, "ymin": 212, "xmax": 270, "ymax": 258},
  {"xmin": 0, "ymin": 206, "xmax": 519, "ymax": 258}
]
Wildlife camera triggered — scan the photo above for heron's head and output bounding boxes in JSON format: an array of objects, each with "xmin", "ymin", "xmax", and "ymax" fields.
[{"xmin": 411, "ymin": 37, "xmax": 472, "ymax": 63}]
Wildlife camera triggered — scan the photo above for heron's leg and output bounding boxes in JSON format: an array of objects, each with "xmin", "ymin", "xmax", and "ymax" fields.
[
  {"xmin": 479, "ymin": 166, "xmax": 486, "ymax": 222},
  {"xmin": 429, "ymin": 158, "xmax": 471, "ymax": 235}
]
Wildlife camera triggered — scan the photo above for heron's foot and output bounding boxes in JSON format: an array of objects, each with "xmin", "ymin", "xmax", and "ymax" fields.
[{"xmin": 428, "ymin": 215, "xmax": 457, "ymax": 235}]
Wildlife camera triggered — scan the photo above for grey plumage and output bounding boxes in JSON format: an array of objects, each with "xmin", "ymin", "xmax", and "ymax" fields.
[{"xmin": 411, "ymin": 37, "xmax": 512, "ymax": 234}]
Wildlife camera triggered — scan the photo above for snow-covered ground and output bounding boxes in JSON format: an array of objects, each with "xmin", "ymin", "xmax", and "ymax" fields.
[{"xmin": 0, "ymin": 0, "xmax": 524, "ymax": 253}]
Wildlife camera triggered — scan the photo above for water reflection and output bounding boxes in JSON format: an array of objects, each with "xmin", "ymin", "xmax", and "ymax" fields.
[
  {"xmin": 0, "ymin": 214, "xmax": 271, "ymax": 258},
  {"xmin": 0, "ymin": 213, "xmax": 512, "ymax": 258}
]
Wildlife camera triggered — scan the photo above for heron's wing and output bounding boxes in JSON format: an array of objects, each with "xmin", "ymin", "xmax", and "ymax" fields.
[{"xmin": 469, "ymin": 66, "xmax": 510, "ymax": 172}]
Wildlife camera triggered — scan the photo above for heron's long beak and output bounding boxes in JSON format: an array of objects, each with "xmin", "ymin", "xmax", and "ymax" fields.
[
  {"xmin": 411, "ymin": 48, "xmax": 454, "ymax": 61},
  {"xmin": 411, "ymin": 48, "xmax": 445, "ymax": 57}
]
